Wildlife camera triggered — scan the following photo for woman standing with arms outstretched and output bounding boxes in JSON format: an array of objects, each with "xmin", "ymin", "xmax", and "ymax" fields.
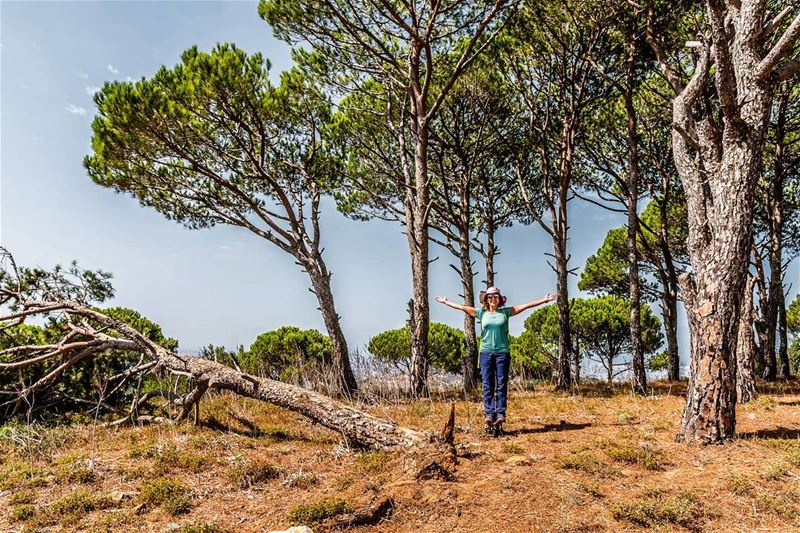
[{"xmin": 435, "ymin": 287, "xmax": 556, "ymax": 435}]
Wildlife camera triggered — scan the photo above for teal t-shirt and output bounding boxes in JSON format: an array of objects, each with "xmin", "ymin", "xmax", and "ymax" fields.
[{"xmin": 476, "ymin": 307, "xmax": 513, "ymax": 353}]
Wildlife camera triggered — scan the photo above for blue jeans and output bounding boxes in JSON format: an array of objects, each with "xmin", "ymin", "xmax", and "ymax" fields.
[{"xmin": 480, "ymin": 351, "xmax": 510, "ymax": 421}]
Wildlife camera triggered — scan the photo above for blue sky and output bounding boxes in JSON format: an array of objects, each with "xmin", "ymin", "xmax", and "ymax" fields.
[{"xmin": 1, "ymin": 1, "xmax": 796, "ymax": 372}]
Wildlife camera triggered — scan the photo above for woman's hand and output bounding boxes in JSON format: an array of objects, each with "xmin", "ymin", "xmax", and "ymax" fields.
[
  {"xmin": 544, "ymin": 293, "xmax": 557, "ymax": 302},
  {"xmin": 435, "ymin": 295, "xmax": 448, "ymax": 304}
]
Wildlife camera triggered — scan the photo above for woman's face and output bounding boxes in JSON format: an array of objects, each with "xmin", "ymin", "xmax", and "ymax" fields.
[{"xmin": 486, "ymin": 294, "xmax": 500, "ymax": 311}]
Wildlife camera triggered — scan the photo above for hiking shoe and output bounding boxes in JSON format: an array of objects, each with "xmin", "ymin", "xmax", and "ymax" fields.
[
  {"xmin": 495, "ymin": 416, "xmax": 505, "ymax": 436},
  {"xmin": 484, "ymin": 418, "xmax": 495, "ymax": 435}
]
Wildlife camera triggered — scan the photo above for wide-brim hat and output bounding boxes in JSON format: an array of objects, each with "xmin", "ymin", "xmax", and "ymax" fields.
[{"xmin": 479, "ymin": 286, "xmax": 507, "ymax": 306}]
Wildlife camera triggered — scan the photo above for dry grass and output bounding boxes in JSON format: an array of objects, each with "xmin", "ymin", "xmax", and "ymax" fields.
[{"xmin": 3, "ymin": 381, "xmax": 800, "ymax": 532}]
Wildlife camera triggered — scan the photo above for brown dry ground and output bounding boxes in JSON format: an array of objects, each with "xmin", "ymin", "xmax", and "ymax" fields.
[{"xmin": 3, "ymin": 381, "xmax": 800, "ymax": 532}]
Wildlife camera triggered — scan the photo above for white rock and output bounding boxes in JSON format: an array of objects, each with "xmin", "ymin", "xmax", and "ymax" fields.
[
  {"xmin": 505, "ymin": 455, "xmax": 532, "ymax": 466},
  {"xmin": 268, "ymin": 527, "xmax": 314, "ymax": 533}
]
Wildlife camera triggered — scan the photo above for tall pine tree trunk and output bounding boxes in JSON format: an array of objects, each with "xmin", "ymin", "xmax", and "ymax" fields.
[
  {"xmin": 409, "ymin": 120, "xmax": 431, "ymax": 398},
  {"xmin": 658, "ymin": 270, "xmax": 681, "ymax": 381},
  {"xmin": 304, "ymin": 255, "xmax": 357, "ymax": 396},
  {"xmin": 772, "ymin": 88, "xmax": 791, "ymax": 379},
  {"xmin": 677, "ymin": 138, "xmax": 765, "ymax": 442},
  {"xmin": 657, "ymin": 192, "xmax": 681, "ymax": 381},
  {"xmin": 624, "ymin": 34, "xmax": 647, "ymax": 396},
  {"xmin": 458, "ymin": 227, "xmax": 479, "ymax": 395}
]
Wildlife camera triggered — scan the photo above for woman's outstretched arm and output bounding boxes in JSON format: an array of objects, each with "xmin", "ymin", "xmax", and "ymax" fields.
[
  {"xmin": 511, "ymin": 293, "xmax": 557, "ymax": 316},
  {"xmin": 434, "ymin": 295, "xmax": 477, "ymax": 317}
]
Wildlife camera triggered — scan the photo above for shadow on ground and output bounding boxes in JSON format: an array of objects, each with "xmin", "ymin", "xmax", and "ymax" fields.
[
  {"xmin": 738, "ymin": 427, "xmax": 800, "ymax": 440},
  {"xmin": 504, "ymin": 420, "xmax": 592, "ymax": 437}
]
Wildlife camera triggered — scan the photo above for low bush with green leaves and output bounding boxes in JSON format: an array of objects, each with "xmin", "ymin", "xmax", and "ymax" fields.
[
  {"xmin": 287, "ymin": 497, "xmax": 351, "ymax": 524},
  {"xmin": 140, "ymin": 478, "xmax": 192, "ymax": 515}
]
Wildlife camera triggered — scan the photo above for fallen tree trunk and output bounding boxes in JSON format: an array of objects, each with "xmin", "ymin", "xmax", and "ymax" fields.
[
  {"xmin": 6, "ymin": 301, "xmax": 426, "ymax": 450},
  {"xmin": 149, "ymin": 345, "xmax": 426, "ymax": 450}
]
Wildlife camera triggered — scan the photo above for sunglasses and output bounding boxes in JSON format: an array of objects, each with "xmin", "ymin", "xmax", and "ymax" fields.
[{"xmin": 486, "ymin": 295, "xmax": 500, "ymax": 300}]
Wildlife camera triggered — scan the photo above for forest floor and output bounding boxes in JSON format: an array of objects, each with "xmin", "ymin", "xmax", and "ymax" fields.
[{"xmin": 3, "ymin": 381, "xmax": 800, "ymax": 532}]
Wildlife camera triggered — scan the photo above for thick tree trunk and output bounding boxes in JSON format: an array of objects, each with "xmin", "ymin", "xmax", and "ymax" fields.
[
  {"xmin": 737, "ymin": 276, "xmax": 758, "ymax": 403},
  {"xmin": 306, "ymin": 257, "xmax": 358, "ymax": 396},
  {"xmin": 676, "ymin": 139, "xmax": 762, "ymax": 442},
  {"xmin": 458, "ymin": 228, "xmax": 479, "ymax": 395},
  {"xmin": 624, "ymin": 39, "xmax": 647, "ymax": 396},
  {"xmin": 651, "ymin": 1, "xmax": 785, "ymax": 443},
  {"xmin": 409, "ymin": 121, "xmax": 431, "ymax": 398}
]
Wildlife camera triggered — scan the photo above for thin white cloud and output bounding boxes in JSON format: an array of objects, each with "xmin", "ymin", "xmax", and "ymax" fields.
[
  {"xmin": 125, "ymin": 76, "xmax": 134, "ymax": 82},
  {"xmin": 107, "ymin": 64, "xmax": 119, "ymax": 74},
  {"xmin": 65, "ymin": 104, "xmax": 88, "ymax": 115},
  {"xmin": 78, "ymin": 72, "xmax": 89, "ymax": 79},
  {"xmin": 85, "ymin": 86, "xmax": 101, "ymax": 96}
]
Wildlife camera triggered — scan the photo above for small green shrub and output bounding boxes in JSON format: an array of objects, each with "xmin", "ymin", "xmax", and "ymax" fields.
[
  {"xmin": 227, "ymin": 457, "xmax": 282, "ymax": 488},
  {"xmin": 9, "ymin": 489, "xmax": 35, "ymax": 505},
  {"xmin": 354, "ymin": 451, "xmax": 389, "ymax": 474},
  {"xmin": 51, "ymin": 488, "xmax": 112, "ymax": 515},
  {"xmin": 763, "ymin": 463, "xmax": 789, "ymax": 481},
  {"xmin": 575, "ymin": 480, "xmax": 604, "ymax": 498},
  {"xmin": 755, "ymin": 491, "xmax": 800, "ymax": 519},
  {"xmin": 611, "ymin": 492, "xmax": 704, "ymax": 528},
  {"xmin": 500, "ymin": 442, "xmax": 525, "ymax": 454},
  {"xmin": 602, "ymin": 441, "xmax": 670, "ymax": 471},
  {"xmin": 10, "ymin": 504, "xmax": 35, "ymax": 522},
  {"xmin": 140, "ymin": 478, "xmax": 191, "ymax": 515},
  {"xmin": 727, "ymin": 473, "xmax": 753, "ymax": 496},
  {"xmin": 757, "ymin": 396, "xmax": 777, "ymax": 411},
  {"xmin": 287, "ymin": 497, "xmax": 351, "ymax": 524},
  {"xmin": 54, "ymin": 455, "xmax": 96, "ymax": 484},
  {"xmin": 554, "ymin": 452, "xmax": 611, "ymax": 475},
  {"xmin": 153, "ymin": 446, "xmax": 210, "ymax": 474},
  {"xmin": 0, "ymin": 461, "xmax": 47, "ymax": 490}
]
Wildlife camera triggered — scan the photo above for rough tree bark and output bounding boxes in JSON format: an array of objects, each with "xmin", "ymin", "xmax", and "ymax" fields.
[
  {"xmin": 554, "ymin": 200, "xmax": 573, "ymax": 392},
  {"xmin": 647, "ymin": 0, "xmax": 800, "ymax": 443},
  {"xmin": 485, "ymin": 216, "xmax": 497, "ymax": 288},
  {"xmin": 304, "ymin": 253, "xmax": 358, "ymax": 396},
  {"xmin": 408, "ymin": 101, "xmax": 432, "ymax": 398},
  {"xmin": 623, "ymin": 31, "xmax": 647, "ymax": 396},
  {"xmin": 737, "ymin": 276, "xmax": 758, "ymax": 403}
]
